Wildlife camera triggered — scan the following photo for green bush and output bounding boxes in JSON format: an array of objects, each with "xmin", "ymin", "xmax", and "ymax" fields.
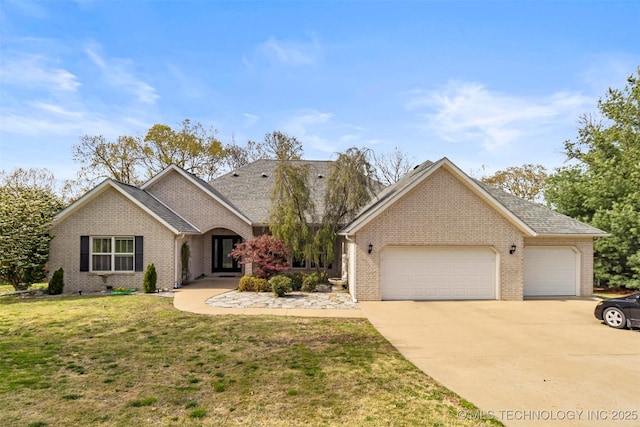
[
  {"xmin": 142, "ymin": 264, "xmax": 157, "ymax": 293},
  {"xmin": 48, "ymin": 268, "xmax": 64, "ymax": 295},
  {"xmin": 301, "ymin": 272, "xmax": 319, "ymax": 292},
  {"xmin": 238, "ymin": 275, "xmax": 268, "ymax": 292},
  {"xmin": 318, "ymin": 271, "xmax": 330, "ymax": 284},
  {"xmin": 285, "ymin": 272, "xmax": 304, "ymax": 291},
  {"xmin": 270, "ymin": 275, "xmax": 292, "ymax": 297}
]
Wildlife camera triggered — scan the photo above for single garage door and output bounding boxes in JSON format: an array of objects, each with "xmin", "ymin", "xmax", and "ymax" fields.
[
  {"xmin": 524, "ymin": 247, "xmax": 578, "ymax": 296},
  {"xmin": 381, "ymin": 247, "xmax": 496, "ymax": 300}
]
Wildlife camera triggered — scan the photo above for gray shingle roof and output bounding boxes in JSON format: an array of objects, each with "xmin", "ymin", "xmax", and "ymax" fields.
[
  {"xmin": 113, "ymin": 181, "xmax": 200, "ymax": 234},
  {"xmin": 475, "ymin": 180, "xmax": 608, "ymax": 236},
  {"xmin": 210, "ymin": 159, "xmax": 333, "ymax": 225}
]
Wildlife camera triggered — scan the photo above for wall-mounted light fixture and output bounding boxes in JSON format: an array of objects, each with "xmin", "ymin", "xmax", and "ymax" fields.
[
  {"xmin": 509, "ymin": 244, "xmax": 517, "ymax": 255},
  {"xmin": 368, "ymin": 243, "xmax": 373, "ymax": 254}
]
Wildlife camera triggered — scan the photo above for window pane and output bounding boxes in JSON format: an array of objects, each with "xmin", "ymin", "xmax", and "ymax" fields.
[
  {"xmin": 292, "ymin": 255, "xmax": 307, "ymax": 268},
  {"xmin": 93, "ymin": 238, "xmax": 111, "ymax": 253},
  {"xmin": 115, "ymin": 238, "xmax": 133, "ymax": 253},
  {"xmin": 114, "ymin": 255, "xmax": 133, "ymax": 271},
  {"xmin": 92, "ymin": 255, "xmax": 111, "ymax": 271},
  {"xmin": 222, "ymin": 239, "xmax": 234, "ymax": 269}
]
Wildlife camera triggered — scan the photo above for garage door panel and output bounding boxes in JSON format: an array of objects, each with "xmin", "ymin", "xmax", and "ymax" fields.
[
  {"xmin": 524, "ymin": 247, "xmax": 577, "ymax": 296},
  {"xmin": 381, "ymin": 247, "xmax": 496, "ymax": 300}
]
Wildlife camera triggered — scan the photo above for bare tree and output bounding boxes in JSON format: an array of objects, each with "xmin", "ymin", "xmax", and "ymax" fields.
[
  {"xmin": 72, "ymin": 134, "xmax": 143, "ymax": 186},
  {"xmin": 223, "ymin": 136, "xmax": 273, "ymax": 170},
  {"xmin": 373, "ymin": 146, "xmax": 415, "ymax": 185}
]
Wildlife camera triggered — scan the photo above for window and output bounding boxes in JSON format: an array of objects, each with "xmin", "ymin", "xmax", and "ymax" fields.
[
  {"xmin": 291, "ymin": 252, "xmax": 332, "ymax": 269},
  {"xmin": 311, "ymin": 253, "xmax": 332, "ymax": 269},
  {"xmin": 292, "ymin": 254, "xmax": 307, "ymax": 269},
  {"xmin": 91, "ymin": 237, "xmax": 135, "ymax": 272}
]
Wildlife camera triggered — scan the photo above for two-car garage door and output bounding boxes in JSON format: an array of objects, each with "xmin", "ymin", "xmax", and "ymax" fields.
[{"xmin": 381, "ymin": 247, "xmax": 496, "ymax": 300}]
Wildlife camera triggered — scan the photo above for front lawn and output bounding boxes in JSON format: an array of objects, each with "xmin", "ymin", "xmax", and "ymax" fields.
[{"xmin": 0, "ymin": 295, "xmax": 501, "ymax": 427}]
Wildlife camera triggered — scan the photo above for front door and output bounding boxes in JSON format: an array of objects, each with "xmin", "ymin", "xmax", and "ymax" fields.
[{"xmin": 212, "ymin": 235, "xmax": 242, "ymax": 273}]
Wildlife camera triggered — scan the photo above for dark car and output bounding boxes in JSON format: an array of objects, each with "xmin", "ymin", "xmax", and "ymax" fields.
[{"xmin": 594, "ymin": 291, "xmax": 640, "ymax": 329}]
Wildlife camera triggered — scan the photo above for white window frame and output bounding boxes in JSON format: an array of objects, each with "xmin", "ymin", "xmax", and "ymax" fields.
[{"xmin": 90, "ymin": 236, "xmax": 135, "ymax": 273}]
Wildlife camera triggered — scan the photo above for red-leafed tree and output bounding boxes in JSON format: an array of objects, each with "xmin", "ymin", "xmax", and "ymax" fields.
[{"xmin": 230, "ymin": 234, "xmax": 291, "ymax": 279}]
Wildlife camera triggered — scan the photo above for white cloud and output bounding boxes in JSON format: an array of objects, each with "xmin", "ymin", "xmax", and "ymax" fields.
[
  {"xmin": 279, "ymin": 109, "xmax": 376, "ymax": 156},
  {"xmin": 165, "ymin": 62, "xmax": 208, "ymax": 99},
  {"xmin": 85, "ymin": 43, "xmax": 159, "ymax": 104},
  {"xmin": 252, "ymin": 35, "xmax": 323, "ymax": 67},
  {"xmin": 406, "ymin": 81, "xmax": 592, "ymax": 151},
  {"xmin": 0, "ymin": 54, "xmax": 81, "ymax": 92},
  {"xmin": 85, "ymin": 46, "xmax": 106, "ymax": 69},
  {"xmin": 281, "ymin": 109, "xmax": 336, "ymax": 154},
  {"xmin": 243, "ymin": 113, "xmax": 260, "ymax": 127},
  {"xmin": 1, "ymin": 103, "xmax": 110, "ymax": 137},
  {"xmin": 581, "ymin": 55, "xmax": 640, "ymax": 94}
]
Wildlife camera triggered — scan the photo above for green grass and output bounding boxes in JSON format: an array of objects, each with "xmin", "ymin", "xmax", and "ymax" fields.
[
  {"xmin": 0, "ymin": 282, "xmax": 47, "ymax": 295},
  {"xmin": 0, "ymin": 294, "xmax": 502, "ymax": 427}
]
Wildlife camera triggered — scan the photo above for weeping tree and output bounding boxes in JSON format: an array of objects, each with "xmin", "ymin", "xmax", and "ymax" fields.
[
  {"xmin": 318, "ymin": 147, "xmax": 379, "ymax": 266},
  {"xmin": 268, "ymin": 132, "xmax": 316, "ymax": 267}
]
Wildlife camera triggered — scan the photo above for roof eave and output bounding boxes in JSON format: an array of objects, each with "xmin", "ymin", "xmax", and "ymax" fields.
[{"xmin": 531, "ymin": 233, "xmax": 611, "ymax": 238}]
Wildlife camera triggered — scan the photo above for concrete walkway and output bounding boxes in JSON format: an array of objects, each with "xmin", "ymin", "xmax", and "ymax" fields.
[{"xmin": 172, "ymin": 276, "xmax": 365, "ymax": 318}]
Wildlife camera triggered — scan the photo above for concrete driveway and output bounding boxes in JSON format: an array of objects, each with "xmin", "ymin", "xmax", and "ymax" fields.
[{"xmin": 360, "ymin": 299, "xmax": 639, "ymax": 427}]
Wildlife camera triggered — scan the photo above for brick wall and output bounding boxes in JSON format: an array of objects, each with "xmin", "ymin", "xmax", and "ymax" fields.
[
  {"xmin": 49, "ymin": 187, "xmax": 176, "ymax": 293},
  {"xmin": 352, "ymin": 166, "xmax": 525, "ymax": 301}
]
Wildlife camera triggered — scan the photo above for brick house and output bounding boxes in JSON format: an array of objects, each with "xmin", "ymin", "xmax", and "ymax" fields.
[{"xmin": 49, "ymin": 157, "xmax": 607, "ymax": 300}]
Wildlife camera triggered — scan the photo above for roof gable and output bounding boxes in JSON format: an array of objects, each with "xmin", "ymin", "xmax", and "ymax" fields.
[
  {"xmin": 340, "ymin": 157, "xmax": 608, "ymax": 237},
  {"xmin": 141, "ymin": 164, "xmax": 252, "ymax": 225},
  {"xmin": 52, "ymin": 179, "xmax": 200, "ymax": 234}
]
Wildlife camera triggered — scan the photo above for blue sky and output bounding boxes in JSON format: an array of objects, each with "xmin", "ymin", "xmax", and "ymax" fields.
[{"xmin": 1, "ymin": 0, "xmax": 639, "ymax": 182}]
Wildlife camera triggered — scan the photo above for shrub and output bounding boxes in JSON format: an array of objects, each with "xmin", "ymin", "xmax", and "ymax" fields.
[
  {"xmin": 238, "ymin": 275, "xmax": 268, "ymax": 292},
  {"xmin": 142, "ymin": 264, "xmax": 157, "ymax": 293},
  {"xmin": 48, "ymin": 268, "xmax": 64, "ymax": 295},
  {"xmin": 318, "ymin": 271, "xmax": 330, "ymax": 284},
  {"xmin": 181, "ymin": 242, "xmax": 191, "ymax": 285},
  {"xmin": 229, "ymin": 234, "xmax": 291, "ymax": 279},
  {"xmin": 270, "ymin": 275, "xmax": 292, "ymax": 297},
  {"xmin": 301, "ymin": 272, "xmax": 319, "ymax": 292},
  {"xmin": 285, "ymin": 272, "xmax": 304, "ymax": 291}
]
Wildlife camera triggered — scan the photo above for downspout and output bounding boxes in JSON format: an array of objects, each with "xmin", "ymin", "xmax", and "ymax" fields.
[{"xmin": 174, "ymin": 234, "xmax": 185, "ymax": 288}]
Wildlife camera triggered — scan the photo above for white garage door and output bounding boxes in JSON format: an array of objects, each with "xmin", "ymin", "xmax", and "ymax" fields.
[
  {"xmin": 381, "ymin": 247, "xmax": 496, "ymax": 300},
  {"xmin": 524, "ymin": 247, "xmax": 578, "ymax": 296}
]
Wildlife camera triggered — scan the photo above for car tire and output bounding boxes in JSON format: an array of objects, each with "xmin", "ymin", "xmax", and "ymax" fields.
[{"xmin": 603, "ymin": 307, "xmax": 627, "ymax": 329}]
